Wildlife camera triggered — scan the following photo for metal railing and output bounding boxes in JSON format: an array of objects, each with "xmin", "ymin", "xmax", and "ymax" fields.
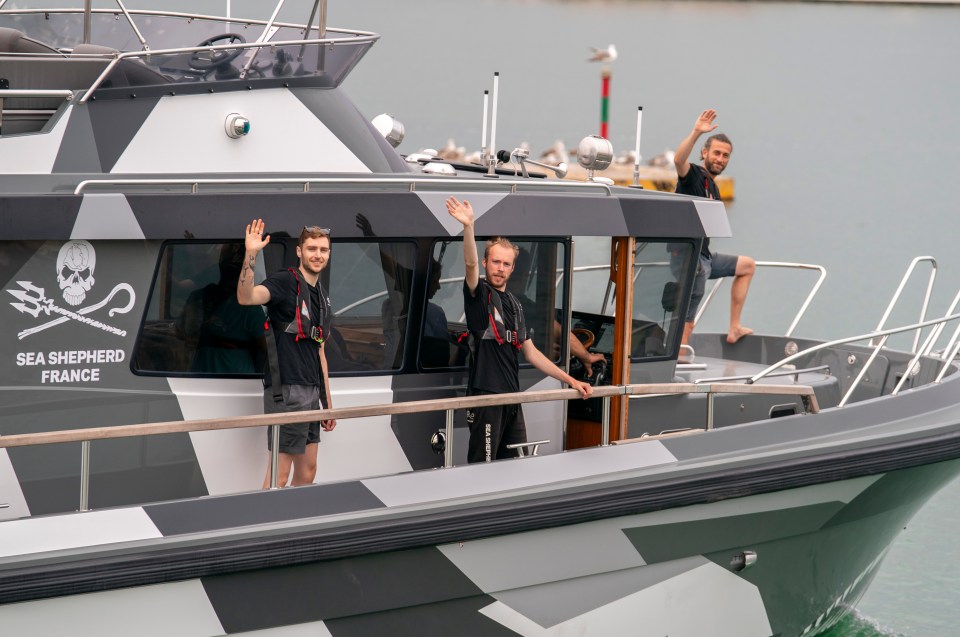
[
  {"xmin": 0, "ymin": 6, "xmax": 379, "ymax": 99},
  {"xmin": 693, "ymin": 364, "xmax": 832, "ymax": 385},
  {"xmin": 0, "ymin": 89, "xmax": 75, "ymax": 100},
  {"xmin": 746, "ymin": 310, "xmax": 960, "ymax": 407},
  {"xmin": 695, "ymin": 261, "xmax": 827, "ymax": 337},
  {"xmin": 870, "ymin": 256, "xmax": 936, "ymax": 354},
  {"xmin": 0, "ymin": 7, "xmax": 374, "ymax": 43},
  {"xmin": 0, "ymin": 381, "xmax": 818, "ymax": 512},
  {"xmin": 73, "ymin": 176, "xmax": 616, "ymax": 196}
]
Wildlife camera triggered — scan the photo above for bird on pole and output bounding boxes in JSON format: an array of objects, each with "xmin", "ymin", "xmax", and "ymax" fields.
[{"xmin": 588, "ymin": 44, "xmax": 618, "ymax": 64}]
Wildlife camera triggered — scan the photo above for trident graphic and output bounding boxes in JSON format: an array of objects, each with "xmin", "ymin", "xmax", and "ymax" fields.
[{"xmin": 8, "ymin": 282, "xmax": 136, "ymax": 340}]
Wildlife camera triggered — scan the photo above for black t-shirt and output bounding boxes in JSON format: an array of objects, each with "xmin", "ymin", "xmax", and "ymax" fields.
[
  {"xmin": 464, "ymin": 280, "xmax": 521, "ymax": 394},
  {"xmin": 261, "ymin": 269, "xmax": 329, "ymax": 388},
  {"xmin": 676, "ymin": 163, "xmax": 720, "ymax": 258}
]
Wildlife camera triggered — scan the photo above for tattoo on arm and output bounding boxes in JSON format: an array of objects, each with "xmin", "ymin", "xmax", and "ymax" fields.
[{"xmin": 240, "ymin": 256, "xmax": 256, "ymax": 285}]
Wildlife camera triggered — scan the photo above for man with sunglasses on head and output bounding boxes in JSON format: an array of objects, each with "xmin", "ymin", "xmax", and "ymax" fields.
[
  {"xmin": 446, "ymin": 197, "xmax": 593, "ymax": 464},
  {"xmin": 673, "ymin": 108, "xmax": 756, "ymax": 349},
  {"xmin": 238, "ymin": 220, "xmax": 335, "ymax": 488}
]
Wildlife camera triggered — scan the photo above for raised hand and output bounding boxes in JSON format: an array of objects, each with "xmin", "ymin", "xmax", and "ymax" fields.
[
  {"xmin": 445, "ymin": 196, "xmax": 474, "ymax": 228},
  {"xmin": 355, "ymin": 213, "xmax": 374, "ymax": 238},
  {"xmin": 245, "ymin": 218, "xmax": 271, "ymax": 253},
  {"xmin": 694, "ymin": 109, "xmax": 718, "ymax": 135}
]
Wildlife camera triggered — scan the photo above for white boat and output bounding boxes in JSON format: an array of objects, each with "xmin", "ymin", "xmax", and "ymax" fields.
[{"xmin": 2, "ymin": 3, "xmax": 960, "ymax": 635}]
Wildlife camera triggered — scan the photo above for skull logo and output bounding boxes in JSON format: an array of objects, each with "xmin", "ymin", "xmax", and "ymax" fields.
[{"xmin": 56, "ymin": 240, "xmax": 96, "ymax": 306}]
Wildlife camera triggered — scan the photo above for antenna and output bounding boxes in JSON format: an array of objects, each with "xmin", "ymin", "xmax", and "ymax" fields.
[
  {"xmin": 633, "ymin": 106, "xmax": 643, "ymax": 186},
  {"xmin": 488, "ymin": 72, "xmax": 500, "ymax": 175},
  {"xmin": 481, "ymin": 90, "xmax": 489, "ymax": 165}
]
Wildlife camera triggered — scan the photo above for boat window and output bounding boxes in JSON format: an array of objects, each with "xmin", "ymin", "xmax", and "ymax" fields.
[
  {"xmin": 567, "ymin": 239, "xmax": 695, "ymax": 361},
  {"xmin": 134, "ymin": 242, "xmax": 273, "ymax": 376},
  {"xmin": 325, "ymin": 240, "xmax": 418, "ymax": 373},
  {"xmin": 134, "ymin": 239, "xmax": 419, "ymax": 376},
  {"xmin": 630, "ymin": 241, "xmax": 694, "ymax": 359},
  {"xmin": 420, "ymin": 239, "xmax": 566, "ymax": 369}
]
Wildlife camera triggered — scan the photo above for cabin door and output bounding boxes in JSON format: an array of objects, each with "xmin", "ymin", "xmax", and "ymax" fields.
[{"xmin": 565, "ymin": 237, "xmax": 634, "ymax": 448}]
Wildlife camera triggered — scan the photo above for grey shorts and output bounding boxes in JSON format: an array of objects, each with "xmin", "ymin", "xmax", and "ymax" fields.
[
  {"xmin": 686, "ymin": 252, "xmax": 740, "ymax": 323},
  {"xmin": 263, "ymin": 384, "xmax": 323, "ymax": 455}
]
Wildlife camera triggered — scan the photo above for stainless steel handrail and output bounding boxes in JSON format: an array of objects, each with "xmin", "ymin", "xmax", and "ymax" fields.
[
  {"xmin": 891, "ymin": 286, "xmax": 960, "ymax": 395},
  {"xmin": 73, "ymin": 176, "xmax": 615, "ymax": 196},
  {"xmin": 0, "ymin": 381, "xmax": 818, "ymax": 512},
  {"xmin": 746, "ymin": 310, "xmax": 960, "ymax": 407},
  {"xmin": 695, "ymin": 262, "xmax": 827, "ymax": 337},
  {"xmin": 871, "ymin": 256, "xmax": 936, "ymax": 353},
  {"xmin": 0, "ymin": 90, "xmax": 74, "ymax": 99},
  {"xmin": 113, "ymin": 0, "xmax": 148, "ymax": 51},
  {"xmin": 693, "ymin": 364, "xmax": 832, "ymax": 385},
  {"xmin": 0, "ymin": 8, "xmax": 376, "ymax": 38},
  {"xmin": 240, "ymin": 0, "xmax": 288, "ymax": 78}
]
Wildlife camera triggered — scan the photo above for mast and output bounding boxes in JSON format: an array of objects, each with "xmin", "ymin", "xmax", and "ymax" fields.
[{"xmin": 83, "ymin": 0, "xmax": 91, "ymax": 44}]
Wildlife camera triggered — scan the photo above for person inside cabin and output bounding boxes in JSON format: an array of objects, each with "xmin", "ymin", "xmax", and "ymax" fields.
[
  {"xmin": 509, "ymin": 247, "xmax": 604, "ymax": 377},
  {"xmin": 445, "ymin": 196, "xmax": 593, "ymax": 463},
  {"xmin": 673, "ymin": 108, "xmax": 756, "ymax": 350},
  {"xmin": 355, "ymin": 213, "xmax": 450, "ymax": 367},
  {"xmin": 420, "ymin": 258, "xmax": 458, "ymax": 367},
  {"xmin": 180, "ymin": 243, "xmax": 265, "ymax": 373},
  {"xmin": 238, "ymin": 220, "xmax": 336, "ymax": 488}
]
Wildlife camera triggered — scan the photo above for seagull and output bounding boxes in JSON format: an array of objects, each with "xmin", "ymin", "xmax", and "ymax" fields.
[
  {"xmin": 540, "ymin": 140, "xmax": 569, "ymax": 165},
  {"xmin": 588, "ymin": 44, "xmax": 617, "ymax": 63}
]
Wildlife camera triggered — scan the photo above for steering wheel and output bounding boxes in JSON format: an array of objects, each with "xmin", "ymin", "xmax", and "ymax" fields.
[
  {"xmin": 189, "ymin": 34, "xmax": 246, "ymax": 71},
  {"xmin": 571, "ymin": 328, "xmax": 595, "ymax": 350}
]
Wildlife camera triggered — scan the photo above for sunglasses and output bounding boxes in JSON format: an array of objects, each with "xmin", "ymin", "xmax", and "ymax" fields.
[{"xmin": 302, "ymin": 225, "xmax": 331, "ymax": 236}]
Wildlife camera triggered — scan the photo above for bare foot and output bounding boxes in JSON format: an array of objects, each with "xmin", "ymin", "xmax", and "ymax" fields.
[{"xmin": 727, "ymin": 325, "xmax": 753, "ymax": 344}]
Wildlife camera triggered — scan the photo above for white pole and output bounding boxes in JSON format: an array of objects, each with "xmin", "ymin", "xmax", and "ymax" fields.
[
  {"xmin": 481, "ymin": 90, "xmax": 489, "ymax": 165},
  {"xmin": 633, "ymin": 106, "xmax": 643, "ymax": 186},
  {"xmin": 488, "ymin": 72, "xmax": 500, "ymax": 174}
]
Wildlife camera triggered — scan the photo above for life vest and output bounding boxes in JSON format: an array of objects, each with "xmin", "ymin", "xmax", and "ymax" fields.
[
  {"xmin": 266, "ymin": 268, "xmax": 330, "ymax": 344},
  {"xmin": 459, "ymin": 281, "xmax": 526, "ymax": 349},
  {"xmin": 263, "ymin": 268, "xmax": 330, "ymax": 402}
]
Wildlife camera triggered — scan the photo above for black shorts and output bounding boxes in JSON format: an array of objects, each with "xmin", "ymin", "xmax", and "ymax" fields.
[
  {"xmin": 466, "ymin": 393, "xmax": 527, "ymax": 463},
  {"xmin": 263, "ymin": 384, "xmax": 323, "ymax": 455}
]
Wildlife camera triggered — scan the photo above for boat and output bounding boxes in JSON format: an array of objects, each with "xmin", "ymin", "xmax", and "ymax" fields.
[{"xmin": 3, "ymin": 3, "xmax": 960, "ymax": 635}]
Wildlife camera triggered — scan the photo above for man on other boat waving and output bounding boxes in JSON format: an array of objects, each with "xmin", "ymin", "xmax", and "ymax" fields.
[
  {"xmin": 238, "ymin": 220, "xmax": 335, "ymax": 488},
  {"xmin": 446, "ymin": 196, "xmax": 592, "ymax": 463}
]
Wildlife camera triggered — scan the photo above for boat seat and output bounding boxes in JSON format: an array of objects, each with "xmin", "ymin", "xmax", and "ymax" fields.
[
  {"xmin": 71, "ymin": 43, "xmax": 171, "ymax": 88},
  {"xmin": 71, "ymin": 43, "xmax": 120, "ymax": 55},
  {"xmin": 0, "ymin": 29, "xmax": 73, "ymax": 123},
  {"xmin": 0, "ymin": 27, "xmax": 62, "ymax": 55}
]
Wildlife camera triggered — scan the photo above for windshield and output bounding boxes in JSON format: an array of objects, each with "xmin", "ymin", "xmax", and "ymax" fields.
[{"xmin": 0, "ymin": 3, "xmax": 377, "ymax": 90}]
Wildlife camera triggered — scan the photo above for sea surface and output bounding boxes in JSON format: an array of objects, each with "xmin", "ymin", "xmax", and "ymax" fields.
[{"xmin": 75, "ymin": 0, "xmax": 960, "ymax": 634}]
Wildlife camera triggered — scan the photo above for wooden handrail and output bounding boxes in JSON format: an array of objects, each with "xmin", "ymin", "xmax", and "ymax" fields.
[{"xmin": 0, "ymin": 382, "xmax": 817, "ymax": 450}]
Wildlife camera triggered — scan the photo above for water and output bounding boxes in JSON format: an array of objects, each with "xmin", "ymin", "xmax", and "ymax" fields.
[
  {"xmin": 322, "ymin": 2, "xmax": 960, "ymax": 635},
  {"xmin": 73, "ymin": 1, "xmax": 960, "ymax": 633}
]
